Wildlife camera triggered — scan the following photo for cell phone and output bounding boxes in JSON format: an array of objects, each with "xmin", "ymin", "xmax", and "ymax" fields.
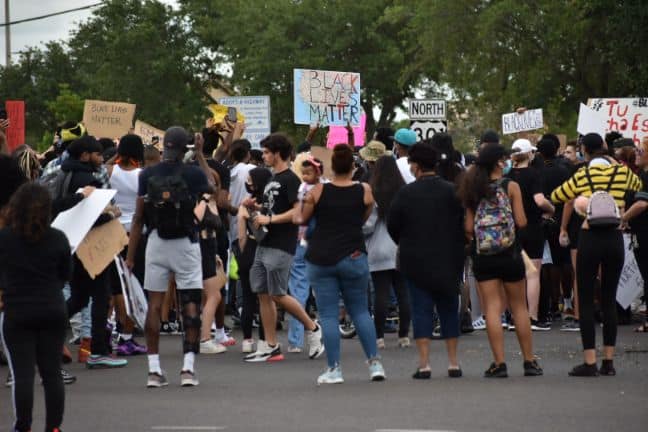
[{"xmin": 227, "ymin": 107, "xmax": 237, "ymax": 123}]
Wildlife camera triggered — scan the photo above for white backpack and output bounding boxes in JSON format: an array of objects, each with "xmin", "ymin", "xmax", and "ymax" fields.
[{"xmin": 585, "ymin": 165, "xmax": 621, "ymax": 228}]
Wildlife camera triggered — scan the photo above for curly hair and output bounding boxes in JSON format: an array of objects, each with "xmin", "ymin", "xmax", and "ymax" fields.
[{"xmin": 6, "ymin": 182, "xmax": 52, "ymax": 243}]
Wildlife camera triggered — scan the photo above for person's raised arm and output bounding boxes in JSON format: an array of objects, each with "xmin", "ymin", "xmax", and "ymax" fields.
[
  {"xmin": 193, "ymin": 133, "xmax": 215, "ymax": 191},
  {"xmin": 305, "ymin": 123, "xmax": 319, "ymax": 144},
  {"xmin": 346, "ymin": 121, "xmax": 355, "ymax": 147}
]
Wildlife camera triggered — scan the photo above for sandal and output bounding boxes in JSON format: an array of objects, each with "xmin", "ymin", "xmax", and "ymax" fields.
[
  {"xmin": 412, "ymin": 368, "xmax": 431, "ymax": 379},
  {"xmin": 634, "ymin": 323, "xmax": 648, "ymax": 333}
]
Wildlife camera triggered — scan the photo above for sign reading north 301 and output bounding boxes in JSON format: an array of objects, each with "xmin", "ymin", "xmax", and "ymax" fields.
[
  {"xmin": 219, "ymin": 96, "xmax": 271, "ymax": 148},
  {"xmin": 408, "ymin": 99, "xmax": 446, "ymax": 120},
  {"xmin": 410, "ymin": 120, "xmax": 448, "ymax": 141}
]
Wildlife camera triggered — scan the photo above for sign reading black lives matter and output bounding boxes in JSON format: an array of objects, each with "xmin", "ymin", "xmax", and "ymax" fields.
[{"xmin": 501, "ymin": 108, "xmax": 544, "ymax": 134}]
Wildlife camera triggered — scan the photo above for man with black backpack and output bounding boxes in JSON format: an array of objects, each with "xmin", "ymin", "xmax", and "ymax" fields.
[{"xmin": 126, "ymin": 126, "xmax": 214, "ymax": 388}]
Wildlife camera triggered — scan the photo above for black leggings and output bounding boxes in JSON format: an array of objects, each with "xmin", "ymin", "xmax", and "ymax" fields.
[
  {"xmin": 576, "ymin": 229, "xmax": 624, "ymax": 350},
  {"xmin": 67, "ymin": 255, "xmax": 111, "ymax": 355},
  {"xmin": 235, "ymin": 238, "xmax": 264, "ymax": 341},
  {"xmin": 1, "ymin": 305, "xmax": 66, "ymax": 432},
  {"xmin": 634, "ymin": 232, "xmax": 648, "ymax": 316},
  {"xmin": 371, "ymin": 270, "xmax": 410, "ymax": 338}
]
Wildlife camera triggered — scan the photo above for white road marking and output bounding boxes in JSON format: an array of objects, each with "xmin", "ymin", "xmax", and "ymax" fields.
[{"xmin": 151, "ymin": 427, "xmax": 226, "ymax": 431}]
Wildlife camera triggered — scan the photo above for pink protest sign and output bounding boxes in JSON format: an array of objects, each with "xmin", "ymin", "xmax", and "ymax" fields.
[{"xmin": 326, "ymin": 113, "xmax": 366, "ymax": 148}]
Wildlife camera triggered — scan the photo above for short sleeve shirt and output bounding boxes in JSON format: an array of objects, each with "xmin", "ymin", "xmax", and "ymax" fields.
[
  {"xmin": 138, "ymin": 161, "xmax": 210, "ymax": 198},
  {"xmin": 259, "ymin": 169, "xmax": 301, "ymax": 254},
  {"xmin": 506, "ymin": 167, "xmax": 543, "ymax": 225}
]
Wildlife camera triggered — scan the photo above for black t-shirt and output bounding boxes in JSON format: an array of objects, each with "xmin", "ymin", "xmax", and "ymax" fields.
[
  {"xmin": 541, "ymin": 159, "xmax": 571, "ymax": 221},
  {"xmin": 630, "ymin": 171, "xmax": 648, "ymax": 234},
  {"xmin": 259, "ymin": 169, "xmax": 300, "ymax": 254},
  {"xmin": 506, "ymin": 167, "xmax": 543, "ymax": 225},
  {"xmin": 138, "ymin": 161, "xmax": 210, "ymax": 198},
  {"xmin": 0, "ymin": 227, "xmax": 71, "ymax": 308}
]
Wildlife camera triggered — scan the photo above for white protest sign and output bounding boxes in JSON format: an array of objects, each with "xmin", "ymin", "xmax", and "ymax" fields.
[
  {"xmin": 115, "ymin": 256, "xmax": 148, "ymax": 329},
  {"xmin": 51, "ymin": 189, "xmax": 116, "ymax": 254},
  {"xmin": 577, "ymin": 103, "xmax": 608, "ymax": 137},
  {"xmin": 588, "ymin": 98, "xmax": 648, "ymax": 146},
  {"xmin": 293, "ymin": 69, "xmax": 361, "ymax": 126},
  {"xmin": 410, "ymin": 120, "xmax": 448, "ymax": 141},
  {"xmin": 218, "ymin": 96, "xmax": 271, "ymax": 148},
  {"xmin": 501, "ymin": 108, "xmax": 543, "ymax": 134},
  {"xmin": 616, "ymin": 234, "xmax": 644, "ymax": 309},
  {"xmin": 408, "ymin": 99, "xmax": 446, "ymax": 120}
]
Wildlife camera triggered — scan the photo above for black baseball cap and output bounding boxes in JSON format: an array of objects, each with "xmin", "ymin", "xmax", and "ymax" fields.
[{"xmin": 163, "ymin": 126, "xmax": 191, "ymax": 160}]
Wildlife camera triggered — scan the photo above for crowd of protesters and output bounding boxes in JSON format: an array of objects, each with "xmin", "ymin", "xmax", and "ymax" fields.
[{"xmin": 0, "ymin": 113, "xmax": 647, "ymax": 432}]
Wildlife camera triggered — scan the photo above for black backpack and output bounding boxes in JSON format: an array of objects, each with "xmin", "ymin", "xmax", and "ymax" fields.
[
  {"xmin": 144, "ymin": 167, "xmax": 197, "ymax": 239},
  {"xmin": 39, "ymin": 168, "xmax": 73, "ymax": 200}
]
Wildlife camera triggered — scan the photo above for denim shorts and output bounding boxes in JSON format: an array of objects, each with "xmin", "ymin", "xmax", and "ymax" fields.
[
  {"xmin": 250, "ymin": 246, "xmax": 294, "ymax": 296},
  {"xmin": 405, "ymin": 279, "xmax": 460, "ymax": 340}
]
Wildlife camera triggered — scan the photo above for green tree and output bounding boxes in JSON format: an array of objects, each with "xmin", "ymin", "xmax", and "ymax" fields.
[
  {"xmin": 182, "ymin": 0, "xmax": 420, "ymax": 139},
  {"xmin": 46, "ymin": 84, "xmax": 85, "ymax": 125}
]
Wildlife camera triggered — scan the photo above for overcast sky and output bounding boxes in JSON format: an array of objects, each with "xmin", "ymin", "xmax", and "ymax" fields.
[{"xmin": 0, "ymin": 0, "xmax": 176, "ymax": 64}]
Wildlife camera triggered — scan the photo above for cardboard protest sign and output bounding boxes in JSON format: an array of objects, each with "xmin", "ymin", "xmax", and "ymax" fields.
[
  {"xmin": 133, "ymin": 120, "xmax": 165, "ymax": 147},
  {"xmin": 587, "ymin": 98, "xmax": 648, "ymax": 146},
  {"xmin": 577, "ymin": 103, "xmax": 607, "ymax": 138},
  {"xmin": 617, "ymin": 234, "xmax": 644, "ymax": 309},
  {"xmin": 83, "ymin": 99, "xmax": 136, "ymax": 139},
  {"xmin": 115, "ymin": 256, "xmax": 148, "ymax": 329},
  {"xmin": 218, "ymin": 96, "xmax": 270, "ymax": 148},
  {"xmin": 326, "ymin": 113, "xmax": 366, "ymax": 148},
  {"xmin": 76, "ymin": 219, "xmax": 128, "ymax": 279},
  {"xmin": 51, "ymin": 189, "xmax": 117, "ymax": 254},
  {"xmin": 5, "ymin": 100, "xmax": 25, "ymax": 152},
  {"xmin": 310, "ymin": 146, "xmax": 334, "ymax": 180},
  {"xmin": 501, "ymin": 108, "xmax": 544, "ymax": 134},
  {"xmin": 294, "ymin": 69, "xmax": 361, "ymax": 126}
]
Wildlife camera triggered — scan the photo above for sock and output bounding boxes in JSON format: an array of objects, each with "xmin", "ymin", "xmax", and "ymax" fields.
[
  {"xmin": 120, "ymin": 333, "xmax": 133, "ymax": 341},
  {"xmin": 214, "ymin": 327, "xmax": 226, "ymax": 340},
  {"xmin": 183, "ymin": 352, "xmax": 195, "ymax": 372},
  {"xmin": 148, "ymin": 354, "xmax": 161, "ymax": 374}
]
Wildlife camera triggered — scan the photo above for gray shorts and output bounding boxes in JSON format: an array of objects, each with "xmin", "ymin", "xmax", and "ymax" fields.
[
  {"xmin": 144, "ymin": 230, "xmax": 203, "ymax": 292},
  {"xmin": 250, "ymin": 246, "xmax": 293, "ymax": 296}
]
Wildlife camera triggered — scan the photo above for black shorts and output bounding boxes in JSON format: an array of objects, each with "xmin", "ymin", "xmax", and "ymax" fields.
[
  {"xmin": 545, "ymin": 223, "xmax": 570, "ymax": 266},
  {"xmin": 519, "ymin": 223, "xmax": 544, "ymax": 259},
  {"xmin": 568, "ymin": 214, "xmax": 584, "ymax": 250},
  {"xmin": 472, "ymin": 247, "xmax": 525, "ymax": 283},
  {"xmin": 200, "ymin": 237, "xmax": 218, "ymax": 280}
]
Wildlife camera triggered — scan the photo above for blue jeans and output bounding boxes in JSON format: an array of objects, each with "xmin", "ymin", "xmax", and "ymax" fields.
[
  {"xmin": 63, "ymin": 283, "xmax": 91, "ymax": 339},
  {"xmin": 288, "ymin": 244, "xmax": 309, "ymax": 348},
  {"xmin": 307, "ymin": 253, "xmax": 377, "ymax": 368}
]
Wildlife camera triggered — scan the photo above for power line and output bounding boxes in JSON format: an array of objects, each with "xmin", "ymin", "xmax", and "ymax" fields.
[{"xmin": 0, "ymin": 2, "xmax": 105, "ymax": 27}]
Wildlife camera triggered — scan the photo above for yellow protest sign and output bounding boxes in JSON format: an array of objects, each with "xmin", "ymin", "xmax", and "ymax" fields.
[{"xmin": 207, "ymin": 104, "xmax": 246, "ymax": 124}]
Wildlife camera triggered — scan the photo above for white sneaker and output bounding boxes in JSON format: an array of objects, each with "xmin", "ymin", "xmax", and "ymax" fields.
[
  {"xmin": 180, "ymin": 370, "xmax": 199, "ymax": 387},
  {"xmin": 472, "ymin": 317, "xmax": 486, "ymax": 330},
  {"xmin": 368, "ymin": 359, "xmax": 386, "ymax": 381},
  {"xmin": 200, "ymin": 339, "xmax": 227, "ymax": 354},
  {"xmin": 317, "ymin": 367, "xmax": 344, "ymax": 385},
  {"xmin": 242, "ymin": 339, "xmax": 255, "ymax": 353},
  {"xmin": 376, "ymin": 338, "xmax": 385, "ymax": 349},
  {"xmin": 307, "ymin": 324, "xmax": 325, "ymax": 359},
  {"xmin": 398, "ymin": 337, "xmax": 410, "ymax": 348}
]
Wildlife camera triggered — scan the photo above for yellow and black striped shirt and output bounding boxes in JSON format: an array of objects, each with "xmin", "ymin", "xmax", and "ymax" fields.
[{"xmin": 551, "ymin": 163, "xmax": 643, "ymax": 207}]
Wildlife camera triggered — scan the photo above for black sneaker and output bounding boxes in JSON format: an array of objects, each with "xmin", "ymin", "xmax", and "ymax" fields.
[
  {"xmin": 568, "ymin": 362, "xmax": 599, "ymax": 377},
  {"xmin": 530, "ymin": 319, "xmax": 551, "ymax": 331},
  {"xmin": 460, "ymin": 312, "xmax": 474, "ymax": 334},
  {"xmin": 484, "ymin": 362, "xmax": 508, "ymax": 378},
  {"xmin": 599, "ymin": 359, "xmax": 616, "ymax": 376},
  {"xmin": 523, "ymin": 360, "xmax": 543, "ymax": 376},
  {"xmin": 5, "ymin": 371, "xmax": 13, "ymax": 387}
]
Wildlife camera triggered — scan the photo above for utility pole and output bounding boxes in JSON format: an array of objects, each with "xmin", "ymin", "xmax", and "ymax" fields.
[{"xmin": 4, "ymin": 0, "xmax": 9, "ymax": 66}]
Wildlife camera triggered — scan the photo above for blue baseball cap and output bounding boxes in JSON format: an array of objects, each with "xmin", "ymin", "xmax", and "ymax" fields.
[{"xmin": 393, "ymin": 128, "xmax": 417, "ymax": 147}]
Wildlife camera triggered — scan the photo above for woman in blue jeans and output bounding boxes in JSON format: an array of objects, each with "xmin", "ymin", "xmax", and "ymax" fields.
[
  {"xmin": 387, "ymin": 141, "xmax": 465, "ymax": 379},
  {"xmin": 296, "ymin": 144, "xmax": 385, "ymax": 385}
]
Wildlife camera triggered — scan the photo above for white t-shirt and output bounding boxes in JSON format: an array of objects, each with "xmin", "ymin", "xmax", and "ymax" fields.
[
  {"xmin": 396, "ymin": 156, "xmax": 415, "ymax": 184},
  {"xmin": 110, "ymin": 164, "xmax": 141, "ymax": 232},
  {"xmin": 228, "ymin": 162, "xmax": 256, "ymax": 243}
]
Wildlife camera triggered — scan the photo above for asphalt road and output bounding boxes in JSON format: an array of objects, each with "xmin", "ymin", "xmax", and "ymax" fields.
[{"xmin": 2, "ymin": 324, "xmax": 647, "ymax": 432}]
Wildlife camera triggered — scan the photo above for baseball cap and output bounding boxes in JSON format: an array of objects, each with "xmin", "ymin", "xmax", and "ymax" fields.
[
  {"xmin": 393, "ymin": 128, "xmax": 417, "ymax": 147},
  {"xmin": 480, "ymin": 129, "xmax": 499, "ymax": 145},
  {"xmin": 163, "ymin": 126, "xmax": 191, "ymax": 159},
  {"xmin": 511, "ymin": 138, "xmax": 536, "ymax": 155},
  {"xmin": 612, "ymin": 137, "xmax": 634, "ymax": 149}
]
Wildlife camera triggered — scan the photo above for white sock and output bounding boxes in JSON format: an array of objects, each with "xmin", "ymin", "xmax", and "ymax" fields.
[
  {"xmin": 214, "ymin": 327, "xmax": 226, "ymax": 340},
  {"xmin": 183, "ymin": 352, "xmax": 195, "ymax": 372},
  {"xmin": 120, "ymin": 333, "xmax": 133, "ymax": 341},
  {"xmin": 148, "ymin": 354, "xmax": 161, "ymax": 374}
]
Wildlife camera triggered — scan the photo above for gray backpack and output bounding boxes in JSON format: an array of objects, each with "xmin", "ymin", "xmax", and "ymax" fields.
[{"xmin": 585, "ymin": 165, "xmax": 620, "ymax": 228}]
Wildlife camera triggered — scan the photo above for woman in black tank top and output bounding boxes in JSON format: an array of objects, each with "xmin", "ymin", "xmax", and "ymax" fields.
[{"xmin": 296, "ymin": 144, "xmax": 386, "ymax": 384}]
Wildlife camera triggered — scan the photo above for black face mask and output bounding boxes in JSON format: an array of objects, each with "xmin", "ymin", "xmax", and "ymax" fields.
[{"xmin": 245, "ymin": 184, "xmax": 255, "ymax": 195}]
